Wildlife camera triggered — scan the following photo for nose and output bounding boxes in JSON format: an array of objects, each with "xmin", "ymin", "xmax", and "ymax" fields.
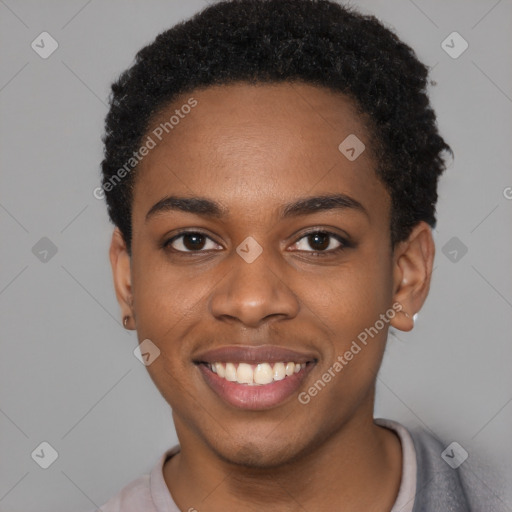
[{"xmin": 209, "ymin": 247, "xmax": 300, "ymax": 328}]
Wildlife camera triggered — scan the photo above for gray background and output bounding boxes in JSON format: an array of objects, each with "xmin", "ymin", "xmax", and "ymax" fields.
[{"xmin": 1, "ymin": 0, "xmax": 511, "ymax": 510}]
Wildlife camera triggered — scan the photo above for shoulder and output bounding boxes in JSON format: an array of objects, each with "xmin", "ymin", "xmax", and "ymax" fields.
[
  {"xmin": 96, "ymin": 474, "xmax": 153, "ymax": 512},
  {"xmin": 407, "ymin": 425, "xmax": 506, "ymax": 512},
  {"xmin": 92, "ymin": 446, "xmax": 181, "ymax": 512}
]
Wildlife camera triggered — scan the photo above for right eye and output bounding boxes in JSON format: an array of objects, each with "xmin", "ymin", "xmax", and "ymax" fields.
[{"xmin": 163, "ymin": 231, "xmax": 222, "ymax": 253}]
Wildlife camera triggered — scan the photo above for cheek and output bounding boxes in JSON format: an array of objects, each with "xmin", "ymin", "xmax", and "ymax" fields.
[
  {"xmin": 312, "ymin": 259, "xmax": 393, "ymax": 336},
  {"xmin": 131, "ymin": 251, "xmax": 203, "ymax": 336},
  {"xmin": 302, "ymin": 248, "xmax": 394, "ymax": 390},
  {"xmin": 129, "ymin": 271, "xmax": 203, "ymax": 404},
  {"xmin": 301, "ymin": 270, "xmax": 393, "ymax": 417}
]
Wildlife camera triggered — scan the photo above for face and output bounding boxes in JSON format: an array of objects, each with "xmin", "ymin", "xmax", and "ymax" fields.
[{"xmin": 111, "ymin": 82, "xmax": 430, "ymax": 468}]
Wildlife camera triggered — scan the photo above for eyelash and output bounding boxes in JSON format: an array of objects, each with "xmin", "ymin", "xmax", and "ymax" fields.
[{"xmin": 162, "ymin": 229, "xmax": 351, "ymax": 257}]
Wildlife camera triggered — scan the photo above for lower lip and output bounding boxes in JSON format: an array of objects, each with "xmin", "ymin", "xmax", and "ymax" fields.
[{"xmin": 198, "ymin": 363, "xmax": 314, "ymax": 410}]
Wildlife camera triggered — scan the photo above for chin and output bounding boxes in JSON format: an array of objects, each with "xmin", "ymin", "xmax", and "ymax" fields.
[{"xmin": 211, "ymin": 432, "xmax": 313, "ymax": 470}]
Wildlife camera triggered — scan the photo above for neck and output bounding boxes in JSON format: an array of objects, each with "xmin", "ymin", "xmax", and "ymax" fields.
[{"xmin": 163, "ymin": 407, "xmax": 402, "ymax": 511}]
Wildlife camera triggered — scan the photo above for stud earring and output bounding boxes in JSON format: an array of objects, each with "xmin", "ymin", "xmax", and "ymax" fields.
[
  {"xmin": 402, "ymin": 310, "xmax": 415, "ymax": 325},
  {"xmin": 123, "ymin": 315, "xmax": 130, "ymax": 329}
]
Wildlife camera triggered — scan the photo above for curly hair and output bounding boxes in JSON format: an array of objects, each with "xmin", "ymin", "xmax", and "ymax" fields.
[{"xmin": 100, "ymin": 0, "xmax": 451, "ymax": 253}]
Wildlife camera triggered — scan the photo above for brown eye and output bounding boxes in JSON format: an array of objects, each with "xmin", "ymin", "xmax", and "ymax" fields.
[
  {"xmin": 165, "ymin": 232, "xmax": 220, "ymax": 252},
  {"xmin": 293, "ymin": 231, "xmax": 347, "ymax": 255},
  {"xmin": 307, "ymin": 232, "xmax": 330, "ymax": 251}
]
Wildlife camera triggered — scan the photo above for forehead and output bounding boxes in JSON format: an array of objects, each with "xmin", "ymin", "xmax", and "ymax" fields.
[{"xmin": 133, "ymin": 82, "xmax": 388, "ymax": 222}]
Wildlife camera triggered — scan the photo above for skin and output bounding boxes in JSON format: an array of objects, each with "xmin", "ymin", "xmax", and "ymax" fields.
[{"xmin": 110, "ymin": 82, "xmax": 435, "ymax": 511}]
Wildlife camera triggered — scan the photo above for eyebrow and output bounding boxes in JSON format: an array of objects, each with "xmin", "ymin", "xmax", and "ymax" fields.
[{"xmin": 145, "ymin": 193, "xmax": 368, "ymax": 222}]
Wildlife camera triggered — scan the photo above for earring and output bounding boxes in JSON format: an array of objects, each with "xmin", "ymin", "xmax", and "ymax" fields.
[
  {"xmin": 402, "ymin": 311, "xmax": 415, "ymax": 326},
  {"xmin": 123, "ymin": 315, "xmax": 130, "ymax": 329}
]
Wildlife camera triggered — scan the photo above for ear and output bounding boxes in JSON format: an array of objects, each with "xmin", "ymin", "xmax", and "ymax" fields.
[
  {"xmin": 390, "ymin": 222, "xmax": 435, "ymax": 332},
  {"xmin": 109, "ymin": 227, "xmax": 134, "ymax": 328}
]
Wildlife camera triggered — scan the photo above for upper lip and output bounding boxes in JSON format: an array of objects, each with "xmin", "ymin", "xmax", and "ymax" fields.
[{"xmin": 194, "ymin": 345, "xmax": 318, "ymax": 365}]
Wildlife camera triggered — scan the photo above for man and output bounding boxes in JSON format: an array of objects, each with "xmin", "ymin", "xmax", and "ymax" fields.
[{"xmin": 98, "ymin": 1, "xmax": 500, "ymax": 510}]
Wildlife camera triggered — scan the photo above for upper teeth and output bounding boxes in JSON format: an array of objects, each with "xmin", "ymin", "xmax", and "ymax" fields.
[{"xmin": 209, "ymin": 362, "xmax": 306, "ymax": 385}]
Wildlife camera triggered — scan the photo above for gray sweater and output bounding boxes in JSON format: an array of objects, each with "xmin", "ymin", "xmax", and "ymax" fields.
[{"xmin": 408, "ymin": 425, "xmax": 507, "ymax": 512}]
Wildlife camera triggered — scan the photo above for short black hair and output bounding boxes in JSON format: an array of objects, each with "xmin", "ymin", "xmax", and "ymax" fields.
[{"xmin": 100, "ymin": 0, "xmax": 451, "ymax": 253}]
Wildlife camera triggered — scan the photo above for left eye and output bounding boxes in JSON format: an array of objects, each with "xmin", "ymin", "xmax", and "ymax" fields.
[{"xmin": 293, "ymin": 231, "xmax": 346, "ymax": 253}]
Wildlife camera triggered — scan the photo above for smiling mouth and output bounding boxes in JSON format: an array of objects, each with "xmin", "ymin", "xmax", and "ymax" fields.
[
  {"xmin": 194, "ymin": 345, "xmax": 317, "ymax": 410},
  {"xmin": 203, "ymin": 361, "xmax": 309, "ymax": 385}
]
